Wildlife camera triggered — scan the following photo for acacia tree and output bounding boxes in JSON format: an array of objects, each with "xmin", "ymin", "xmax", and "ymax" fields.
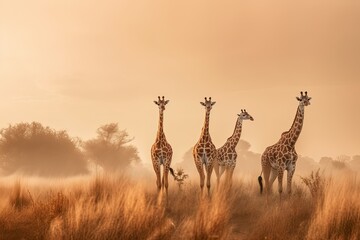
[
  {"xmin": 84, "ymin": 123, "xmax": 140, "ymax": 172},
  {"xmin": 0, "ymin": 122, "xmax": 88, "ymax": 176}
]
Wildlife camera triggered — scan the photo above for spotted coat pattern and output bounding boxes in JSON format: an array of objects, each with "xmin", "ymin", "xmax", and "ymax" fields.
[
  {"xmin": 261, "ymin": 91, "xmax": 311, "ymax": 199},
  {"xmin": 215, "ymin": 110, "xmax": 254, "ymax": 184},
  {"xmin": 193, "ymin": 97, "xmax": 217, "ymax": 195},
  {"xmin": 151, "ymin": 97, "xmax": 173, "ymax": 194}
]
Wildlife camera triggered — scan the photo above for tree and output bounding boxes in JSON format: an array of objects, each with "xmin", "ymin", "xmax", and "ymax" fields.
[
  {"xmin": 296, "ymin": 156, "xmax": 318, "ymax": 174},
  {"xmin": 335, "ymin": 155, "xmax": 351, "ymax": 163},
  {"xmin": 235, "ymin": 140, "xmax": 261, "ymax": 175},
  {"xmin": 0, "ymin": 122, "xmax": 88, "ymax": 176},
  {"xmin": 237, "ymin": 140, "xmax": 251, "ymax": 152},
  {"xmin": 332, "ymin": 155, "xmax": 350, "ymax": 170},
  {"xmin": 84, "ymin": 123, "xmax": 140, "ymax": 172},
  {"xmin": 319, "ymin": 157, "xmax": 333, "ymax": 166}
]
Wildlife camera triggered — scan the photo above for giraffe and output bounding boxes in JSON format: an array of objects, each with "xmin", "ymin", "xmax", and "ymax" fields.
[
  {"xmin": 193, "ymin": 97, "xmax": 217, "ymax": 195},
  {"xmin": 259, "ymin": 91, "xmax": 311, "ymax": 201},
  {"xmin": 151, "ymin": 96, "xmax": 175, "ymax": 196},
  {"xmin": 214, "ymin": 109, "xmax": 254, "ymax": 186}
]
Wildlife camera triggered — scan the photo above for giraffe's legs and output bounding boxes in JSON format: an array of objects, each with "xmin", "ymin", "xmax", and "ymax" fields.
[
  {"xmin": 277, "ymin": 168, "xmax": 284, "ymax": 202},
  {"xmin": 216, "ymin": 165, "xmax": 226, "ymax": 187},
  {"xmin": 152, "ymin": 158, "xmax": 161, "ymax": 191},
  {"xmin": 287, "ymin": 165, "xmax": 296, "ymax": 195},
  {"xmin": 226, "ymin": 167, "xmax": 235, "ymax": 189},
  {"xmin": 194, "ymin": 155, "xmax": 205, "ymax": 194},
  {"xmin": 225, "ymin": 157, "xmax": 236, "ymax": 188},
  {"xmin": 262, "ymin": 164, "xmax": 271, "ymax": 203},
  {"xmin": 213, "ymin": 159, "xmax": 219, "ymax": 185},
  {"xmin": 268, "ymin": 168, "xmax": 278, "ymax": 194},
  {"xmin": 219, "ymin": 166, "xmax": 226, "ymax": 179},
  {"xmin": 163, "ymin": 165, "xmax": 169, "ymax": 198},
  {"xmin": 161, "ymin": 170, "xmax": 164, "ymax": 189},
  {"xmin": 206, "ymin": 163, "xmax": 213, "ymax": 196}
]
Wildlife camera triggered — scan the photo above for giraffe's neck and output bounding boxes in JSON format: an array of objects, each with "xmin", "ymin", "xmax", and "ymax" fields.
[
  {"xmin": 200, "ymin": 110, "xmax": 211, "ymax": 141},
  {"xmin": 228, "ymin": 118, "xmax": 243, "ymax": 147},
  {"xmin": 287, "ymin": 104, "xmax": 305, "ymax": 145},
  {"xmin": 156, "ymin": 110, "xmax": 166, "ymax": 140}
]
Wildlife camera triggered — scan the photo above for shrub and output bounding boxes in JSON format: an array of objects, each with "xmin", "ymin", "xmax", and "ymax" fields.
[
  {"xmin": 0, "ymin": 122, "xmax": 88, "ymax": 176},
  {"xmin": 300, "ymin": 169, "xmax": 326, "ymax": 202},
  {"xmin": 83, "ymin": 123, "xmax": 140, "ymax": 172},
  {"xmin": 171, "ymin": 168, "xmax": 189, "ymax": 190}
]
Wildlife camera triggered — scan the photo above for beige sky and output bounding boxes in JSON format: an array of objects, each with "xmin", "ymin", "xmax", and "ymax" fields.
[{"xmin": 1, "ymin": 0, "xmax": 360, "ymax": 166}]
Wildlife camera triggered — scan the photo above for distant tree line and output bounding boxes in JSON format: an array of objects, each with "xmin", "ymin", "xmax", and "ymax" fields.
[
  {"xmin": 177, "ymin": 140, "xmax": 360, "ymax": 177},
  {"xmin": 0, "ymin": 122, "xmax": 140, "ymax": 177},
  {"xmin": 319, "ymin": 155, "xmax": 360, "ymax": 171},
  {"xmin": 2, "ymin": 121, "xmax": 358, "ymax": 177}
]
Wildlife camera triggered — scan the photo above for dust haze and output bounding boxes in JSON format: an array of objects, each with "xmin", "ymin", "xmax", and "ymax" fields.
[
  {"xmin": 0, "ymin": 119, "xmax": 360, "ymax": 239},
  {"xmin": 1, "ymin": 0, "xmax": 360, "ymax": 239}
]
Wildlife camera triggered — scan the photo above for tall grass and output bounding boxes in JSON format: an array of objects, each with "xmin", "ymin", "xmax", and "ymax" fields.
[
  {"xmin": 247, "ymin": 184, "xmax": 313, "ymax": 240},
  {"xmin": 306, "ymin": 176, "xmax": 360, "ymax": 240},
  {"xmin": 0, "ymin": 172, "xmax": 359, "ymax": 240}
]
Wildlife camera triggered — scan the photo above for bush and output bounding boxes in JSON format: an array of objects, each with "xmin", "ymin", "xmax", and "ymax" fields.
[
  {"xmin": 171, "ymin": 168, "xmax": 189, "ymax": 190},
  {"xmin": 83, "ymin": 123, "xmax": 140, "ymax": 172},
  {"xmin": 300, "ymin": 169, "xmax": 326, "ymax": 202},
  {"xmin": 0, "ymin": 122, "xmax": 88, "ymax": 176}
]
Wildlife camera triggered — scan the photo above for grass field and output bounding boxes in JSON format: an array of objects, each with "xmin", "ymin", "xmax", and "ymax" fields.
[{"xmin": 0, "ymin": 171, "xmax": 359, "ymax": 240}]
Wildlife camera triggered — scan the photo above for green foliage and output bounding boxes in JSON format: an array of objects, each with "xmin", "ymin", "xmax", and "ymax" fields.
[
  {"xmin": 0, "ymin": 122, "xmax": 88, "ymax": 176},
  {"xmin": 83, "ymin": 123, "xmax": 140, "ymax": 172}
]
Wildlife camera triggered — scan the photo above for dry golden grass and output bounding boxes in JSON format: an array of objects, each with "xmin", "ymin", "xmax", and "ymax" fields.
[
  {"xmin": 306, "ymin": 176, "xmax": 360, "ymax": 240},
  {"xmin": 0, "ymin": 171, "xmax": 359, "ymax": 240}
]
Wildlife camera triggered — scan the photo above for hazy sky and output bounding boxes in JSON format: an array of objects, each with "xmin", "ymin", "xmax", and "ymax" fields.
[{"xmin": 1, "ymin": 0, "xmax": 360, "ymax": 166}]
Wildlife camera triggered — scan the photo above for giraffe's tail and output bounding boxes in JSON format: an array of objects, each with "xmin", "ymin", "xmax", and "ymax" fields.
[
  {"xmin": 169, "ymin": 167, "xmax": 176, "ymax": 179},
  {"xmin": 258, "ymin": 171, "xmax": 263, "ymax": 194}
]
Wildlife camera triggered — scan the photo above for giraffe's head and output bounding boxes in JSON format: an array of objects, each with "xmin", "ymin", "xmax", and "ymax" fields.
[
  {"xmin": 237, "ymin": 109, "xmax": 254, "ymax": 121},
  {"xmin": 296, "ymin": 91, "xmax": 312, "ymax": 106},
  {"xmin": 200, "ymin": 97, "xmax": 216, "ymax": 111},
  {"xmin": 154, "ymin": 96, "xmax": 169, "ymax": 111}
]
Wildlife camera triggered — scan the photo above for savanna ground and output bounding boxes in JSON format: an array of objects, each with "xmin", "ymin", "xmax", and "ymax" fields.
[{"xmin": 0, "ymin": 170, "xmax": 360, "ymax": 240}]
